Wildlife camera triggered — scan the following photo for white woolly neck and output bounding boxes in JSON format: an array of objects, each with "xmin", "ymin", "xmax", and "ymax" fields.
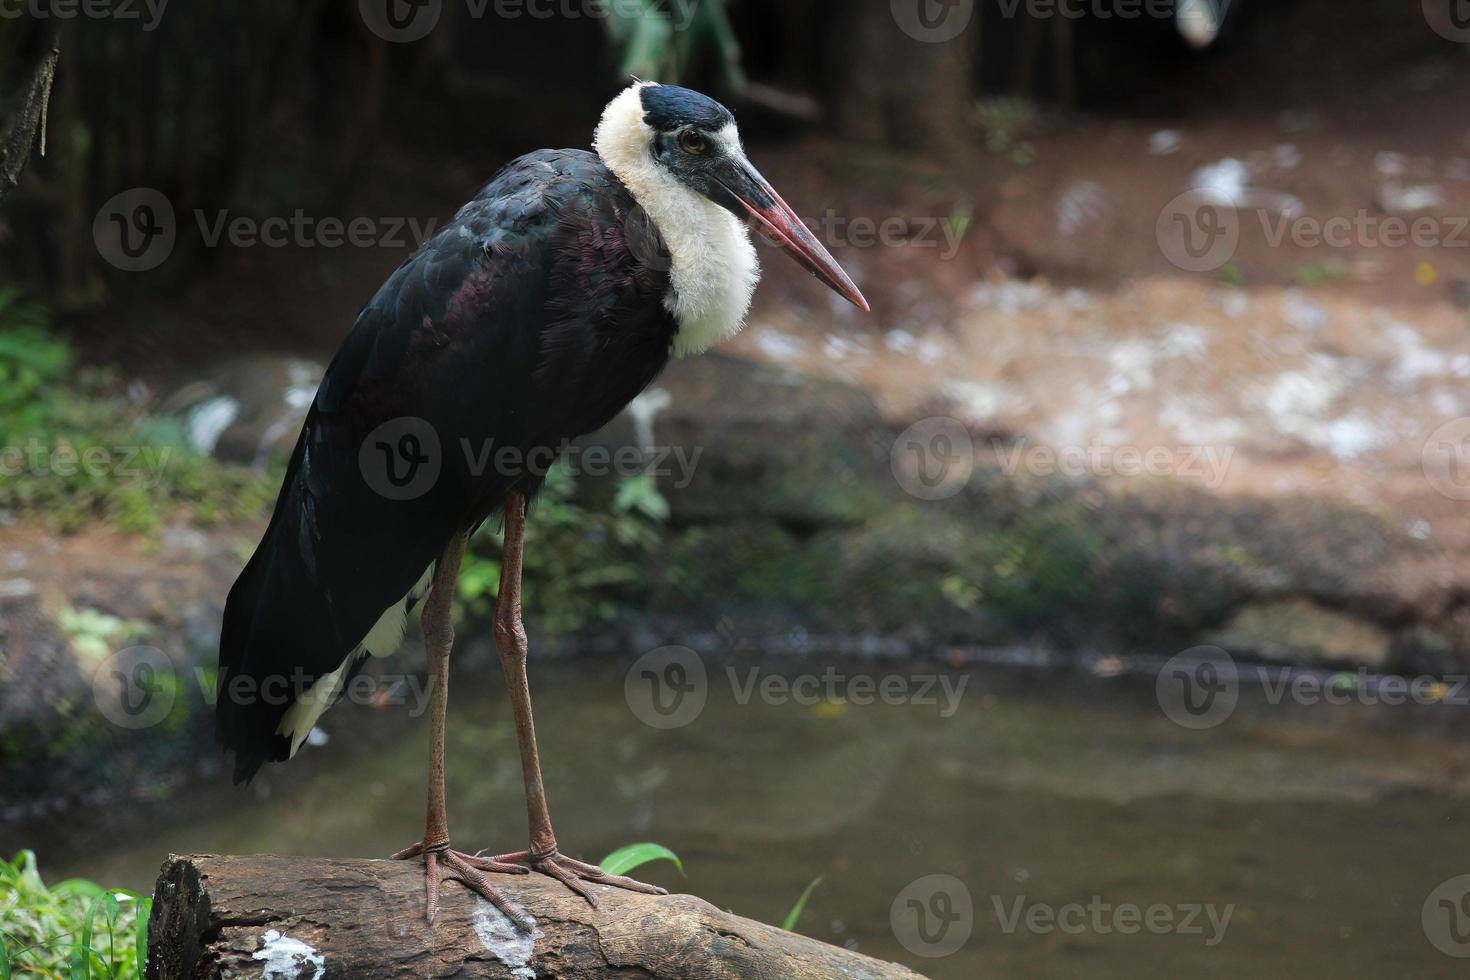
[{"xmin": 594, "ymin": 82, "xmax": 760, "ymax": 357}]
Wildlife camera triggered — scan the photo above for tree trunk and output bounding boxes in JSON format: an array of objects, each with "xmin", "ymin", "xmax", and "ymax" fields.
[
  {"xmin": 146, "ymin": 854, "xmax": 929, "ymax": 979},
  {"xmin": 0, "ymin": 31, "xmax": 60, "ymax": 207},
  {"xmin": 833, "ymin": 0, "xmax": 975, "ymax": 153}
]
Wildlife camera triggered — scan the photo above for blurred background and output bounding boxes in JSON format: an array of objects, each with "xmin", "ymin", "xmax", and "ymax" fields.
[{"xmin": 4, "ymin": 0, "xmax": 1470, "ymax": 976}]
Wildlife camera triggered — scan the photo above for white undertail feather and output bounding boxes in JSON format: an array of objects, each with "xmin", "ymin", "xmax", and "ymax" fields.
[
  {"xmin": 277, "ymin": 563, "xmax": 436, "ymax": 756},
  {"xmin": 594, "ymin": 82, "xmax": 760, "ymax": 357}
]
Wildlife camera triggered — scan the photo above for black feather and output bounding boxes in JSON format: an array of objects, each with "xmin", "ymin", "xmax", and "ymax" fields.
[
  {"xmin": 639, "ymin": 85, "xmax": 735, "ymax": 133},
  {"xmin": 217, "ymin": 149, "xmax": 676, "ymax": 782}
]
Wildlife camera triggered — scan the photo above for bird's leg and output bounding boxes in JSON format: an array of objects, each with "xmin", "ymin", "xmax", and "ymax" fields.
[
  {"xmin": 391, "ymin": 528, "xmax": 531, "ymax": 928},
  {"xmin": 490, "ymin": 493, "xmax": 668, "ymax": 907}
]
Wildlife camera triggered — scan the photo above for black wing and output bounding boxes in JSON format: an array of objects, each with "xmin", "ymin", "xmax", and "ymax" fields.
[{"xmin": 217, "ymin": 149, "xmax": 675, "ymax": 781}]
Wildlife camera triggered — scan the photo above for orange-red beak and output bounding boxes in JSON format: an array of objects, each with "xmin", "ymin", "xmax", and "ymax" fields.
[{"xmin": 718, "ymin": 167, "xmax": 870, "ymax": 313}]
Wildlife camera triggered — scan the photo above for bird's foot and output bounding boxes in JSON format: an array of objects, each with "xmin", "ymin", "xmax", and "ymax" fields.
[
  {"xmin": 391, "ymin": 840, "xmax": 532, "ymax": 929},
  {"xmin": 491, "ymin": 847, "xmax": 668, "ymax": 909}
]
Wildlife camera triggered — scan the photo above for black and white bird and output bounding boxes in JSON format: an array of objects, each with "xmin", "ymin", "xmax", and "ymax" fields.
[{"xmin": 216, "ymin": 81, "xmax": 868, "ymax": 924}]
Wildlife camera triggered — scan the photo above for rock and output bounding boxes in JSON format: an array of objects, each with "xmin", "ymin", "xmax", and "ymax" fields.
[
  {"xmin": 162, "ymin": 354, "xmax": 323, "ymax": 465},
  {"xmin": 1389, "ymin": 625, "xmax": 1459, "ymax": 677},
  {"xmin": 1207, "ymin": 598, "xmax": 1391, "ymax": 668},
  {"xmin": 583, "ymin": 354, "xmax": 891, "ymax": 531}
]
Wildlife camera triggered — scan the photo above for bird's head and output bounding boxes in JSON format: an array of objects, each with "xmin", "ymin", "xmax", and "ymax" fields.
[{"xmin": 595, "ymin": 81, "xmax": 870, "ymax": 313}]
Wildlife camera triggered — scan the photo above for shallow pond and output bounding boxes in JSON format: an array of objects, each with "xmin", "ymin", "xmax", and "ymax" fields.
[{"xmin": 29, "ymin": 654, "xmax": 1470, "ymax": 978}]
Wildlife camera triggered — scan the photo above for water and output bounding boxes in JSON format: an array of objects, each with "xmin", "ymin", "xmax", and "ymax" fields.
[{"xmin": 33, "ymin": 656, "xmax": 1470, "ymax": 979}]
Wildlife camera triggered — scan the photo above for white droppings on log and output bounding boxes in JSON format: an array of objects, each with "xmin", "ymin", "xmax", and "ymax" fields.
[
  {"xmin": 251, "ymin": 928, "xmax": 325, "ymax": 979},
  {"xmin": 471, "ymin": 900, "xmax": 543, "ymax": 979}
]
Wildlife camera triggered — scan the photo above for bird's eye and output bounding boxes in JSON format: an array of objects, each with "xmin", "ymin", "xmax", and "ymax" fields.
[{"xmin": 679, "ymin": 130, "xmax": 708, "ymax": 155}]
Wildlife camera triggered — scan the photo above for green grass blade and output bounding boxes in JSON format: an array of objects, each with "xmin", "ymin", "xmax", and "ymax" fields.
[
  {"xmin": 70, "ymin": 896, "xmax": 102, "ymax": 980},
  {"xmin": 135, "ymin": 897, "xmax": 152, "ymax": 976},
  {"xmin": 103, "ymin": 893, "xmax": 119, "ymax": 974},
  {"xmin": 781, "ymin": 876, "xmax": 824, "ymax": 932},
  {"xmin": 1, "ymin": 934, "xmax": 12, "ymax": 980},
  {"xmin": 599, "ymin": 843, "xmax": 683, "ymax": 877}
]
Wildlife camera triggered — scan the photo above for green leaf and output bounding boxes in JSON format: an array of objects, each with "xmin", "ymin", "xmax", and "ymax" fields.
[
  {"xmin": 614, "ymin": 474, "xmax": 670, "ymax": 522},
  {"xmin": 781, "ymin": 876, "xmax": 824, "ymax": 932},
  {"xmin": 1, "ymin": 935, "xmax": 12, "ymax": 980},
  {"xmin": 599, "ymin": 843, "xmax": 683, "ymax": 878},
  {"xmin": 52, "ymin": 879, "xmax": 107, "ymax": 900}
]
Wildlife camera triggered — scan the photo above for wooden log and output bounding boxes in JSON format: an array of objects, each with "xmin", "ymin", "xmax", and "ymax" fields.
[{"xmin": 147, "ymin": 854, "xmax": 928, "ymax": 979}]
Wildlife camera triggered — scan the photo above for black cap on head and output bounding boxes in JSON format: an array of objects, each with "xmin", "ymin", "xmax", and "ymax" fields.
[{"xmin": 639, "ymin": 84, "xmax": 735, "ymax": 133}]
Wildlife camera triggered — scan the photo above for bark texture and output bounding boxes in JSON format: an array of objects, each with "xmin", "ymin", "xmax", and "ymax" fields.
[
  {"xmin": 146, "ymin": 854, "xmax": 928, "ymax": 979},
  {"xmin": 0, "ymin": 41, "xmax": 59, "ymax": 206}
]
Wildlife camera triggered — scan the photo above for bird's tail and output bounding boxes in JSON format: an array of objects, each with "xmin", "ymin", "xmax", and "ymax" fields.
[{"xmin": 216, "ymin": 532, "xmax": 292, "ymax": 784}]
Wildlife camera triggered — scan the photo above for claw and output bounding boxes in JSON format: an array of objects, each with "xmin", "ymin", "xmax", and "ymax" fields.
[
  {"xmin": 492, "ymin": 848, "xmax": 668, "ymax": 908},
  {"xmin": 395, "ymin": 841, "xmax": 533, "ymax": 931}
]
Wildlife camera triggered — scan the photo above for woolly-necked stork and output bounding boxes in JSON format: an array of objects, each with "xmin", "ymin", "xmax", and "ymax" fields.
[{"xmin": 217, "ymin": 82, "xmax": 868, "ymax": 925}]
